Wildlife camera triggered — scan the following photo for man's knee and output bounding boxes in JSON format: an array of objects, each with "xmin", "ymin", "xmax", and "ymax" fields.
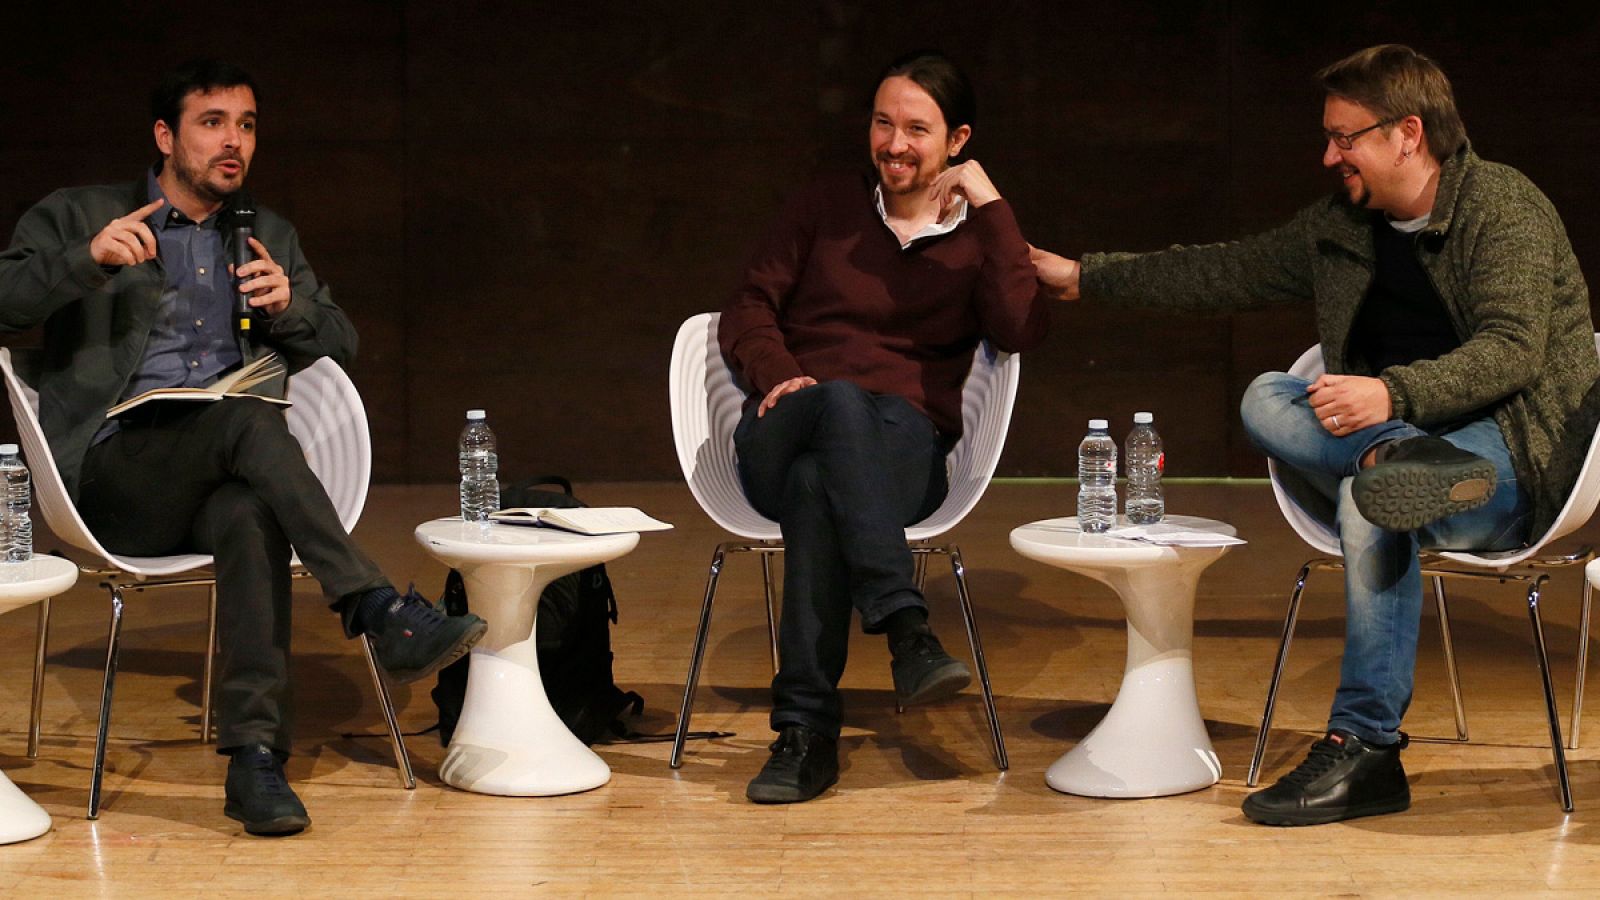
[{"xmin": 1239, "ymin": 371, "xmax": 1305, "ymax": 448}]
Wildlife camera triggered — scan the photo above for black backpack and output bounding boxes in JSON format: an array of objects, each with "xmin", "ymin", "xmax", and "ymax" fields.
[{"xmin": 430, "ymin": 476, "xmax": 644, "ymax": 745}]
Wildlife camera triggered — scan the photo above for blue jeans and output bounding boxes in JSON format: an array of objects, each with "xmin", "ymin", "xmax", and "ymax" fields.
[
  {"xmin": 735, "ymin": 381, "xmax": 948, "ymax": 738},
  {"xmin": 1240, "ymin": 372, "xmax": 1531, "ymax": 746}
]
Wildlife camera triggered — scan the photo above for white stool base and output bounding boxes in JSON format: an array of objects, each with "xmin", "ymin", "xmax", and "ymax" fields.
[
  {"xmin": 1046, "ymin": 655, "xmax": 1221, "ymax": 797},
  {"xmin": 0, "ymin": 770, "xmax": 51, "ymax": 843},
  {"xmin": 441, "ymin": 642, "xmax": 611, "ymax": 796}
]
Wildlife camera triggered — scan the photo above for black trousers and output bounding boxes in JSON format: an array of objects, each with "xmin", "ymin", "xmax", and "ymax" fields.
[
  {"xmin": 734, "ymin": 381, "xmax": 947, "ymax": 739},
  {"xmin": 77, "ymin": 398, "xmax": 389, "ymax": 753}
]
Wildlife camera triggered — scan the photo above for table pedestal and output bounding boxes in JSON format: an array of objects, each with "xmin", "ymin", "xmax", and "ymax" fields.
[
  {"xmin": 1045, "ymin": 557, "xmax": 1223, "ymax": 797},
  {"xmin": 415, "ymin": 519, "xmax": 638, "ymax": 797},
  {"xmin": 441, "ymin": 559, "xmax": 610, "ymax": 796},
  {"xmin": 0, "ymin": 770, "xmax": 51, "ymax": 844}
]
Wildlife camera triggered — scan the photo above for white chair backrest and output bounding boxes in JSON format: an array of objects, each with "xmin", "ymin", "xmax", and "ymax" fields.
[
  {"xmin": 668, "ymin": 312, "xmax": 1020, "ymax": 542},
  {"xmin": 1269, "ymin": 336, "xmax": 1600, "ymax": 568},
  {"xmin": 0, "ymin": 348, "xmax": 370, "ymax": 575},
  {"xmin": 0, "ymin": 347, "xmax": 123, "ymax": 562},
  {"xmin": 284, "ymin": 357, "xmax": 371, "ymax": 533},
  {"xmin": 1267, "ymin": 344, "xmax": 1342, "ymax": 556}
]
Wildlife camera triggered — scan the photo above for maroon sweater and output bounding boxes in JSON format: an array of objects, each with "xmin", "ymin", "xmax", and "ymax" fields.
[{"xmin": 720, "ymin": 172, "xmax": 1050, "ymax": 441}]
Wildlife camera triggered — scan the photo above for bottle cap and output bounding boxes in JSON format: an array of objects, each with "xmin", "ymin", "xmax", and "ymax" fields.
[
  {"xmin": 1088, "ymin": 419, "xmax": 1108, "ymax": 430},
  {"xmin": 0, "ymin": 443, "xmax": 15, "ymax": 455},
  {"xmin": 1133, "ymin": 412, "xmax": 1153, "ymax": 424},
  {"xmin": 466, "ymin": 409, "xmax": 486, "ymax": 420}
]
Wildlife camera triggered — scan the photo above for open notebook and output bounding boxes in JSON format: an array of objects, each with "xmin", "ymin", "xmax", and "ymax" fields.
[
  {"xmin": 488, "ymin": 507, "xmax": 673, "ymax": 535},
  {"xmin": 106, "ymin": 352, "xmax": 288, "ymax": 417}
]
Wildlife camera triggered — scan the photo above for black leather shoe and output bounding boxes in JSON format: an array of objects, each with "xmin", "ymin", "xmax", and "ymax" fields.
[
  {"xmin": 746, "ymin": 725, "xmax": 839, "ymax": 804},
  {"xmin": 1242, "ymin": 730, "xmax": 1410, "ymax": 826},
  {"xmin": 224, "ymin": 743, "xmax": 310, "ymax": 836},
  {"xmin": 1353, "ymin": 436, "xmax": 1496, "ymax": 531},
  {"xmin": 889, "ymin": 624, "xmax": 972, "ymax": 706},
  {"xmin": 369, "ymin": 587, "xmax": 487, "ymax": 684}
]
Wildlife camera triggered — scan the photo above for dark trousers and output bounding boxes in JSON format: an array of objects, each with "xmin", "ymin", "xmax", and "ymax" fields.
[
  {"xmin": 734, "ymin": 381, "xmax": 948, "ymax": 739},
  {"xmin": 77, "ymin": 398, "xmax": 390, "ymax": 753}
]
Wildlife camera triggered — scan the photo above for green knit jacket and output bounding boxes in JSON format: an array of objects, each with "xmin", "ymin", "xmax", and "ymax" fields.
[{"xmin": 1081, "ymin": 143, "xmax": 1600, "ymax": 540}]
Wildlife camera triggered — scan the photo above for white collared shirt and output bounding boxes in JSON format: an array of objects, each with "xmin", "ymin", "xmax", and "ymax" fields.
[{"xmin": 874, "ymin": 184, "xmax": 969, "ymax": 249}]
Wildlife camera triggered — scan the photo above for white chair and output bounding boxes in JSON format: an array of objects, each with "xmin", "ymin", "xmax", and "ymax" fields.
[
  {"xmin": 0, "ymin": 349, "xmax": 415, "ymax": 819},
  {"xmin": 667, "ymin": 312, "xmax": 1016, "ymax": 770},
  {"xmin": 1248, "ymin": 339, "xmax": 1600, "ymax": 812}
]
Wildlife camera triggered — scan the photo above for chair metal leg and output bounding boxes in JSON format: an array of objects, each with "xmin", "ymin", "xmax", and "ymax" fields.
[
  {"xmin": 1526, "ymin": 576, "xmax": 1573, "ymax": 812},
  {"xmin": 1432, "ymin": 576, "xmax": 1469, "ymax": 742},
  {"xmin": 761, "ymin": 551, "xmax": 779, "ymax": 675},
  {"xmin": 88, "ymin": 586, "xmax": 127, "ymax": 820},
  {"xmin": 946, "ymin": 546, "xmax": 1007, "ymax": 771},
  {"xmin": 1248, "ymin": 560, "xmax": 1320, "ymax": 787},
  {"xmin": 27, "ymin": 596, "xmax": 50, "ymax": 759},
  {"xmin": 201, "ymin": 584, "xmax": 219, "ymax": 743},
  {"xmin": 671, "ymin": 544, "xmax": 727, "ymax": 768},
  {"xmin": 1573, "ymin": 576, "xmax": 1591, "ymax": 749},
  {"xmin": 360, "ymin": 635, "xmax": 416, "ymax": 789},
  {"xmin": 913, "ymin": 551, "xmax": 928, "ymax": 593}
]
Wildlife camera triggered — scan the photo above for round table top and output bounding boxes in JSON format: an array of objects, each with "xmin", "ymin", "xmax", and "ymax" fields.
[
  {"xmin": 414, "ymin": 518, "xmax": 640, "ymax": 567},
  {"xmin": 1010, "ymin": 515, "xmax": 1236, "ymax": 567},
  {"xmin": 0, "ymin": 555, "xmax": 79, "ymax": 616}
]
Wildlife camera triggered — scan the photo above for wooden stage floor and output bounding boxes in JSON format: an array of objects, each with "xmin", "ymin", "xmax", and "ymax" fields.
[{"xmin": 3, "ymin": 480, "xmax": 1600, "ymax": 896}]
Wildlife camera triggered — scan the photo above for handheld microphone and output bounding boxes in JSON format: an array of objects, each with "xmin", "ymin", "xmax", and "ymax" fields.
[{"xmin": 230, "ymin": 196, "xmax": 257, "ymax": 339}]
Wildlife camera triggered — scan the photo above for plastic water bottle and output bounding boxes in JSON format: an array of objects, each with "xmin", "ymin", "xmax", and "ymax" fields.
[
  {"xmin": 1125, "ymin": 411, "xmax": 1165, "ymax": 525},
  {"xmin": 0, "ymin": 444, "xmax": 32, "ymax": 562},
  {"xmin": 1077, "ymin": 419, "xmax": 1117, "ymax": 534},
  {"xmin": 458, "ymin": 410, "xmax": 499, "ymax": 524}
]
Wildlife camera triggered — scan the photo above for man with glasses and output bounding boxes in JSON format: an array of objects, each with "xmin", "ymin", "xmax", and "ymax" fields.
[{"xmin": 1032, "ymin": 44, "xmax": 1599, "ymax": 825}]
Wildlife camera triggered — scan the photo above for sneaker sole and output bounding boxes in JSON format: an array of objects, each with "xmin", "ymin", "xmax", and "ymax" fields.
[
  {"xmin": 896, "ymin": 662, "xmax": 973, "ymax": 707},
  {"xmin": 1242, "ymin": 793, "xmax": 1411, "ymax": 826},
  {"xmin": 746, "ymin": 771, "xmax": 839, "ymax": 804},
  {"xmin": 1353, "ymin": 458, "xmax": 1496, "ymax": 531},
  {"xmin": 385, "ymin": 619, "xmax": 488, "ymax": 684},
  {"xmin": 224, "ymin": 803, "xmax": 310, "ymax": 836}
]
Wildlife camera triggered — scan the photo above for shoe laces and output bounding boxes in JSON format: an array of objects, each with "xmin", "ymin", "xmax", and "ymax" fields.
[
  {"xmin": 768, "ymin": 728, "xmax": 808, "ymax": 756},
  {"xmin": 237, "ymin": 749, "xmax": 293, "ymax": 798},
  {"xmin": 891, "ymin": 627, "xmax": 945, "ymax": 662},
  {"xmin": 384, "ymin": 584, "xmax": 445, "ymax": 638},
  {"xmin": 1278, "ymin": 734, "xmax": 1349, "ymax": 788}
]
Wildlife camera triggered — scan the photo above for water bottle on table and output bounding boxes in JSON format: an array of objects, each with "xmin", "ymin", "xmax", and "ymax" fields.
[
  {"xmin": 1077, "ymin": 419, "xmax": 1117, "ymax": 534},
  {"xmin": 0, "ymin": 444, "xmax": 32, "ymax": 562},
  {"xmin": 458, "ymin": 410, "xmax": 499, "ymax": 524},
  {"xmin": 1124, "ymin": 411, "xmax": 1165, "ymax": 524}
]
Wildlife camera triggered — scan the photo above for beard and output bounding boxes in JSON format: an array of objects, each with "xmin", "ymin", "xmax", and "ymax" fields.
[{"xmin": 170, "ymin": 147, "xmax": 247, "ymax": 203}]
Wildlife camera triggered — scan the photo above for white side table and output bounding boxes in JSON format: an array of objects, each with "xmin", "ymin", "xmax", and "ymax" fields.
[
  {"xmin": 1010, "ymin": 516, "xmax": 1234, "ymax": 798},
  {"xmin": 414, "ymin": 519, "xmax": 638, "ymax": 796},
  {"xmin": 0, "ymin": 555, "xmax": 78, "ymax": 843}
]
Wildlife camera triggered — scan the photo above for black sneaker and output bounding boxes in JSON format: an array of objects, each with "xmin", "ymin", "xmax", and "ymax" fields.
[
  {"xmin": 369, "ymin": 587, "xmax": 487, "ymax": 684},
  {"xmin": 224, "ymin": 743, "xmax": 310, "ymax": 836},
  {"xmin": 889, "ymin": 623, "xmax": 972, "ymax": 706},
  {"xmin": 746, "ymin": 725, "xmax": 839, "ymax": 804},
  {"xmin": 1353, "ymin": 436, "xmax": 1496, "ymax": 531},
  {"xmin": 1242, "ymin": 730, "xmax": 1410, "ymax": 826}
]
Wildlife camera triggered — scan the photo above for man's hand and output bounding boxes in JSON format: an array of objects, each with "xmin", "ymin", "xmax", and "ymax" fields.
[
  {"xmin": 232, "ymin": 236, "xmax": 292, "ymax": 317},
  {"xmin": 89, "ymin": 199, "xmax": 165, "ymax": 267},
  {"xmin": 1029, "ymin": 245, "xmax": 1081, "ymax": 301},
  {"xmin": 928, "ymin": 160, "xmax": 1001, "ymax": 213},
  {"xmin": 758, "ymin": 376, "xmax": 817, "ymax": 417},
  {"xmin": 1307, "ymin": 374, "xmax": 1393, "ymax": 436}
]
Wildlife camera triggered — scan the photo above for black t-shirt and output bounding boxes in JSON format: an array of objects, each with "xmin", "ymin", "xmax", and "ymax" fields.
[{"xmin": 1349, "ymin": 216, "xmax": 1460, "ymax": 374}]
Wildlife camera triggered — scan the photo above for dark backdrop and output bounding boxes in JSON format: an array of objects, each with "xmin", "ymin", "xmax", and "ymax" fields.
[{"xmin": 4, "ymin": 1, "xmax": 1598, "ymax": 482}]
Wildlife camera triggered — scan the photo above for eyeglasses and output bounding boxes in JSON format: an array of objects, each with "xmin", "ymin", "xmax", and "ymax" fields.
[{"xmin": 1323, "ymin": 117, "xmax": 1399, "ymax": 150}]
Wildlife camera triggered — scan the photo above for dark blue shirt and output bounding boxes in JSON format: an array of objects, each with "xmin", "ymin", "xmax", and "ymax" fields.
[{"xmin": 95, "ymin": 170, "xmax": 243, "ymax": 442}]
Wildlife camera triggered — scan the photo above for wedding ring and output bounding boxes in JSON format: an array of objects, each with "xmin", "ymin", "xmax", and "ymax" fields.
[{"xmin": 1332, "ymin": 415, "xmax": 1341, "ymax": 429}]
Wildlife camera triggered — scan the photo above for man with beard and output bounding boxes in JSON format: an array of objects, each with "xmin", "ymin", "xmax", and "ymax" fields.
[
  {"xmin": 1031, "ymin": 44, "xmax": 1599, "ymax": 824},
  {"xmin": 0, "ymin": 59, "xmax": 486, "ymax": 836},
  {"xmin": 719, "ymin": 50, "xmax": 1049, "ymax": 803}
]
